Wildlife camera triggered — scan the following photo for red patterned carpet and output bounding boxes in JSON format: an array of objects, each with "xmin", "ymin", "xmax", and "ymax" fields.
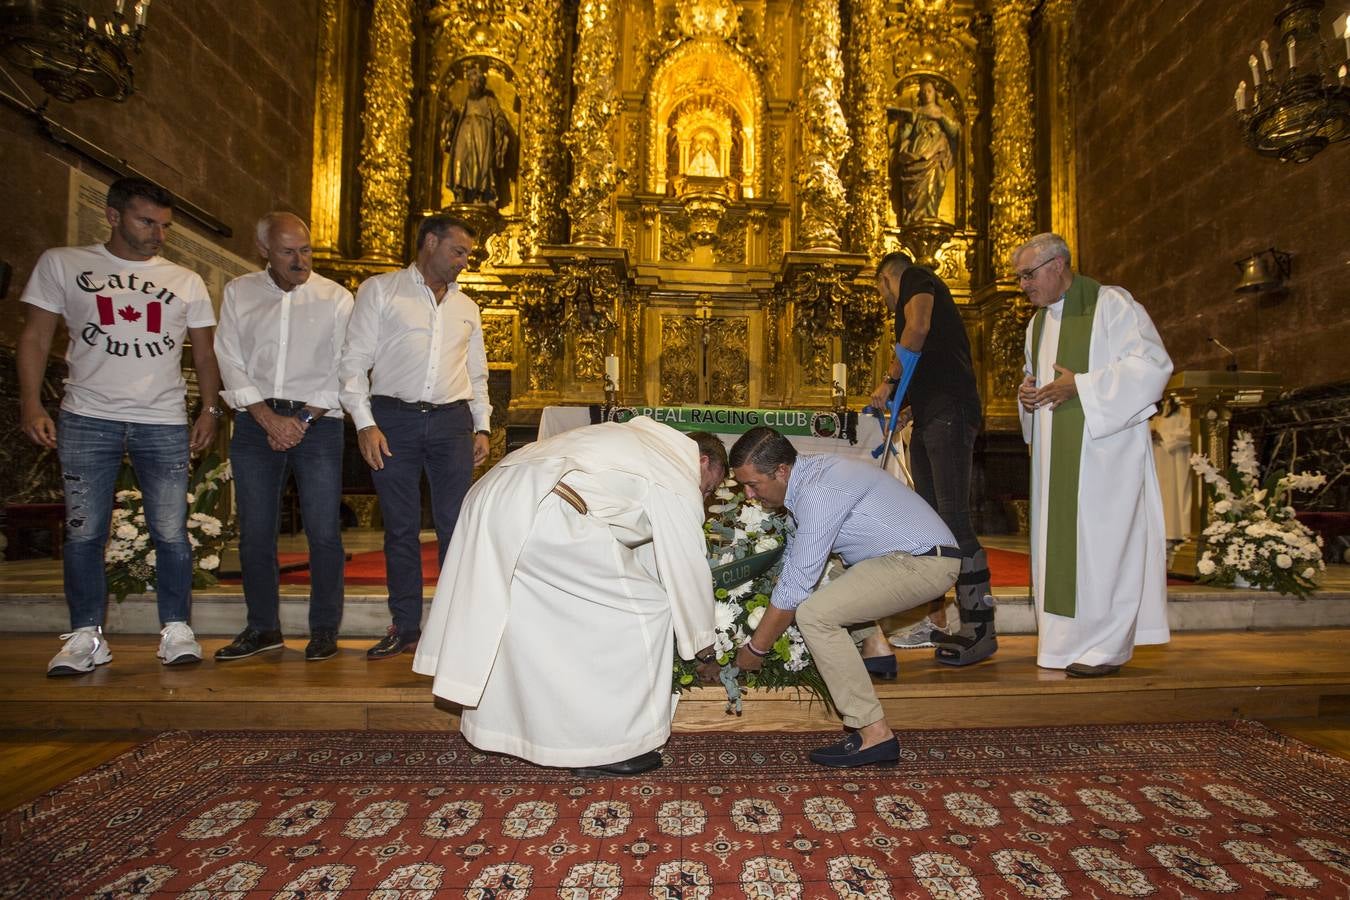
[{"xmin": 4, "ymin": 722, "xmax": 1348, "ymax": 898}]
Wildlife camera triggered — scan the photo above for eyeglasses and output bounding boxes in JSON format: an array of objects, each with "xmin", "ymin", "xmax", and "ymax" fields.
[{"xmin": 1015, "ymin": 257, "xmax": 1056, "ymax": 283}]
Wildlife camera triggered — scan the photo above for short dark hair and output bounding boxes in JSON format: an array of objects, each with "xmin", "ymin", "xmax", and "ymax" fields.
[
  {"xmin": 106, "ymin": 176, "xmax": 174, "ymax": 212},
  {"xmin": 729, "ymin": 426, "xmax": 797, "ymax": 474},
  {"xmin": 416, "ymin": 214, "xmax": 478, "ymax": 250},
  {"xmin": 688, "ymin": 430, "xmax": 728, "ymax": 480},
  {"xmin": 877, "ymin": 251, "xmax": 912, "ymax": 277}
]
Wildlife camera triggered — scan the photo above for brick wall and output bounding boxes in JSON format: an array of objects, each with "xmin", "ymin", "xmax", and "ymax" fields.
[
  {"xmin": 1073, "ymin": 0, "xmax": 1350, "ymax": 391},
  {"xmin": 0, "ymin": 0, "xmax": 320, "ymax": 347}
]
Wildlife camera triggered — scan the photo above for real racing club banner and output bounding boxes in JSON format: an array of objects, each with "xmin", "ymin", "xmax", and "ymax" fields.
[{"xmin": 591, "ymin": 403, "xmax": 857, "ymax": 443}]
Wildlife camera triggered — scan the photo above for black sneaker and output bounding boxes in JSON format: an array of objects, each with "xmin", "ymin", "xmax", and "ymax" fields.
[
  {"xmin": 367, "ymin": 625, "xmax": 418, "ymax": 659},
  {"xmin": 214, "ymin": 628, "xmax": 284, "ymax": 661},
  {"xmin": 305, "ymin": 630, "xmax": 339, "ymax": 661}
]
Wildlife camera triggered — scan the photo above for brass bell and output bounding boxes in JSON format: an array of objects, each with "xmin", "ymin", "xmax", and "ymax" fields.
[{"xmin": 1233, "ymin": 248, "xmax": 1291, "ymax": 293}]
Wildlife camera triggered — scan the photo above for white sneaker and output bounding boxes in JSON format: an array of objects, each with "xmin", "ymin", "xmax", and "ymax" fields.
[
  {"xmin": 48, "ymin": 627, "xmax": 112, "ymax": 676},
  {"xmin": 158, "ymin": 622, "xmax": 202, "ymax": 666},
  {"xmin": 888, "ymin": 603, "xmax": 959, "ymax": 649}
]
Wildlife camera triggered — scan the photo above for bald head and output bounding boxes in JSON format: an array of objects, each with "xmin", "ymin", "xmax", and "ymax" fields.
[{"xmin": 256, "ymin": 212, "xmax": 313, "ymax": 291}]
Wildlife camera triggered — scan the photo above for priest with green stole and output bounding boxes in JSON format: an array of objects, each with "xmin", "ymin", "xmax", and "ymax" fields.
[{"xmin": 1014, "ymin": 233, "xmax": 1172, "ymax": 678}]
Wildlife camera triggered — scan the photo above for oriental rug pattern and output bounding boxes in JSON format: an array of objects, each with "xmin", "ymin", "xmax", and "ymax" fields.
[{"xmin": 3, "ymin": 721, "xmax": 1348, "ymax": 898}]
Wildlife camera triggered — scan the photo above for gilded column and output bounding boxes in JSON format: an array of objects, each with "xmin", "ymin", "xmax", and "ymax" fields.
[
  {"xmin": 310, "ymin": 0, "xmax": 351, "ymax": 257},
  {"xmin": 796, "ymin": 0, "xmax": 851, "ymax": 252},
  {"xmin": 1042, "ymin": 0, "xmax": 1078, "ymax": 251},
  {"xmin": 563, "ymin": 0, "xmax": 623, "ymax": 247},
  {"xmin": 356, "ymin": 0, "xmax": 414, "ymax": 263},
  {"xmin": 989, "ymin": 0, "xmax": 1037, "ymax": 270},
  {"xmin": 520, "ymin": 0, "xmax": 569, "ymax": 254},
  {"xmin": 845, "ymin": 0, "xmax": 888, "ymax": 260}
]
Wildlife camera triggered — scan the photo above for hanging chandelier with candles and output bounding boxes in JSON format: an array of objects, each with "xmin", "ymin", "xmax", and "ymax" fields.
[
  {"xmin": 0, "ymin": 0, "xmax": 151, "ymax": 103},
  {"xmin": 1232, "ymin": 0, "xmax": 1350, "ymax": 163}
]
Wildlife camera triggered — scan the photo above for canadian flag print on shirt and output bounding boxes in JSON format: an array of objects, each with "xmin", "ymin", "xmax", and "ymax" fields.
[{"xmin": 77, "ymin": 270, "xmax": 179, "ymax": 360}]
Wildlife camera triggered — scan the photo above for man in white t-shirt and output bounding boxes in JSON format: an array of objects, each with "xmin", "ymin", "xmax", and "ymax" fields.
[{"xmin": 17, "ymin": 176, "xmax": 224, "ymax": 676}]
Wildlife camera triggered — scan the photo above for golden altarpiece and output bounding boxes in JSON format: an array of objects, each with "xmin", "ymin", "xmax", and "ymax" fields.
[{"xmin": 308, "ymin": 0, "xmax": 1079, "ymax": 475}]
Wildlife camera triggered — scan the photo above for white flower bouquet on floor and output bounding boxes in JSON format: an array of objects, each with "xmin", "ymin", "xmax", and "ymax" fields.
[
  {"xmin": 672, "ymin": 478, "xmax": 830, "ymax": 703},
  {"xmin": 105, "ymin": 455, "xmax": 235, "ymax": 601},
  {"xmin": 1189, "ymin": 431, "xmax": 1325, "ymax": 597}
]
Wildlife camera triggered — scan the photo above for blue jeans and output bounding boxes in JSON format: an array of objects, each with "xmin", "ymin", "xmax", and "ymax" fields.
[
  {"xmin": 231, "ymin": 412, "xmax": 345, "ymax": 633},
  {"xmin": 370, "ymin": 397, "xmax": 474, "ymax": 635},
  {"xmin": 58, "ymin": 411, "xmax": 192, "ymax": 629},
  {"xmin": 909, "ymin": 406, "xmax": 982, "ymax": 558}
]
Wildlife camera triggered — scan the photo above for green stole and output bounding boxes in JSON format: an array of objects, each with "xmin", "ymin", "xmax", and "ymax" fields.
[{"xmin": 1030, "ymin": 273, "xmax": 1100, "ymax": 617}]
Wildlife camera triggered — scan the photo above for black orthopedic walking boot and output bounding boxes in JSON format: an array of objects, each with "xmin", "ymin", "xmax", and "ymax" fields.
[{"xmin": 933, "ymin": 549, "xmax": 997, "ymax": 666}]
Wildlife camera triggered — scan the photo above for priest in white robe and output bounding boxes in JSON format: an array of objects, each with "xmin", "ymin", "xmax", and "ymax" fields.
[
  {"xmin": 412, "ymin": 417, "xmax": 727, "ymax": 773},
  {"xmin": 1014, "ymin": 233, "xmax": 1172, "ymax": 677}
]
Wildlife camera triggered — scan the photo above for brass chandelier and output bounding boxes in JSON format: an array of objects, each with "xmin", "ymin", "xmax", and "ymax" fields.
[
  {"xmin": 1233, "ymin": 0, "xmax": 1350, "ymax": 163},
  {"xmin": 0, "ymin": 0, "xmax": 150, "ymax": 103}
]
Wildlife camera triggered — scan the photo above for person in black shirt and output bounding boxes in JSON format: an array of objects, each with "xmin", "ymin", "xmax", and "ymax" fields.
[{"xmin": 869, "ymin": 252, "xmax": 996, "ymax": 666}]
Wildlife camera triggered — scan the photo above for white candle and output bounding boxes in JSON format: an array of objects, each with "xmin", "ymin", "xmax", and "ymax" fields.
[
  {"xmin": 1343, "ymin": 14, "xmax": 1350, "ymax": 60},
  {"xmin": 1339, "ymin": 63, "xmax": 1346, "ymax": 86},
  {"xmin": 1249, "ymin": 54, "xmax": 1261, "ymax": 87},
  {"xmin": 115, "ymin": 0, "xmax": 124, "ymax": 14},
  {"xmin": 604, "ymin": 355, "xmax": 619, "ymax": 388},
  {"xmin": 1260, "ymin": 39, "xmax": 1273, "ymax": 71},
  {"xmin": 135, "ymin": 2, "xmax": 148, "ymax": 26},
  {"xmin": 832, "ymin": 363, "xmax": 847, "ymax": 395},
  {"xmin": 1235, "ymin": 81, "xmax": 1247, "ymax": 111},
  {"xmin": 1287, "ymin": 36, "xmax": 1296, "ymax": 70}
]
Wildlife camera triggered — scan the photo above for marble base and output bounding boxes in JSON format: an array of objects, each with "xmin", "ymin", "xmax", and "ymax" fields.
[{"xmin": 2, "ymin": 586, "xmax": 1347, "ymax": 637}]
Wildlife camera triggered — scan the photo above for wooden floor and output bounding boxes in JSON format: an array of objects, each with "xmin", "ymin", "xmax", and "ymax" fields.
[{"xmin": 1, "ymin": 629, "xmax": 1348, "ymax": 812}]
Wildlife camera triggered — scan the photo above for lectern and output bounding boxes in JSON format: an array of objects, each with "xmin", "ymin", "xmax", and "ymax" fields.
[{"xmin": 1165, "ymin": 370, "xmax": 1283, "ymax": 579}]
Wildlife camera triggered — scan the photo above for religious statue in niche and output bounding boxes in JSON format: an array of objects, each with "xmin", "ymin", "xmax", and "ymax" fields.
[
  {"xmin": 888, "ymin": 76, "xmax": 960, "ymax": 224},
  {"xmin": 442, "ymin": 64, "xmax": 516, "ymax": 207},
  {"xmin": 687, "ymin": 131, "xmax": 721, "ymax": 177}
]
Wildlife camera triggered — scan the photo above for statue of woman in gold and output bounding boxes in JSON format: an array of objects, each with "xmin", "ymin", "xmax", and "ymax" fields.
[
  {"xmin": 443, "ymin": 64, "xmax": 514, "ymax": 206},
  {"xmin": 888, "ymin": 77, "xmax": 960, "ymax": 224}
]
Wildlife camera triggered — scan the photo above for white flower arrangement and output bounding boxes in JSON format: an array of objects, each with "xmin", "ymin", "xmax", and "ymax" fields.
[
  {"xmin": 1189, "ymin": 431, "xmax": 1326, "ymax": 597},
  {"xmin": 105, "ymin": 456, "xmax": 235, "ymax": 601},
  {"xmin": 673, "ymin": 478, "xmax": 830, "ymax": 702}
]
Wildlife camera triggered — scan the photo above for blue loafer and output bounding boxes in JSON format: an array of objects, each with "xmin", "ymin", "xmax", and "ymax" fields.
[
  {"xmin": 809, "ymin": 733, "xmax": 900, "ymax": 768},
  {"xmin": 863, "ymin": 654, "xmax": 897, "ymax": 681}
]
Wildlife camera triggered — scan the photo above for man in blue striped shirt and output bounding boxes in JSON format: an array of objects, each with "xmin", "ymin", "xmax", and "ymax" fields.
[{"xmin": 729, "ymin": 426, "xmax": 959, "ymax": 767}]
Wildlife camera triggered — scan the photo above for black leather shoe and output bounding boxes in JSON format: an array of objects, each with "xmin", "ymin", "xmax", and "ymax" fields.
[
  {"xmin": 367, "ymin": 626, "xmax": 418, "ymax": 660},
  {"xmin": 571, "ymin": 750, "xmax": 663, "ymax": 778},
  {"xmin": 305, "ymin": 630, "xmax": 338, "ymax": 661},
  {"xmin": 863, "ymin": 654, "xmax": 897, "ymax": 680},
  {"xmin": 1065, "ymin": 662, "xmax": 1121, "ymax": 678},
  {"xmin": 809, "ymin": 733, "xmax": 900, "ymax": 768},
  {"xmin": 214, "ymin": 628, "xmax": 284, "ymax": 661}
]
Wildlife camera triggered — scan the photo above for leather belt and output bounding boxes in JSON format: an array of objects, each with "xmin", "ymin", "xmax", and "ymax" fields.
[
  {"xmin": 915, "ymin": 544, "xmax": 961, "ymax": 558},
  {"xmin": 551, "ymin": 482, "xmax": 588, "ymax": 515},
  {"xmin": 372, "ymin": 395, "xmax": 468, "ymax": 412},
  {"xmin": 265, "ymin": 398, "xmax": 307, "ymax": 411}
]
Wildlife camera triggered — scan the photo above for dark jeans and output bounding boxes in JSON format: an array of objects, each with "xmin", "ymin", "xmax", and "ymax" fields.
[
  {"xmin": 58, "ymin": 411, "xmax": 193, "ymax": 629},
  {"xmin": 231, "ymin": 412, "xmax": 345, "ymax": 633},
  {"xmin": 369, "ymin": 397, "xmax": 474, "ymax": 635},
  {"xmin": 909, "ymin": 406, "xmax": 982, "ymax": 559}
]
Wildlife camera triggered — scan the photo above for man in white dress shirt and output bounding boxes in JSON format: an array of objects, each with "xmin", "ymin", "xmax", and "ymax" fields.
[
  {"xmin": 1015, "ymin": 232, "xmax": 1172, "ymax": 677},
  {"xmin": 214, "ymin": 213, "xmax": 354, "ymax": 662},
  {"xmin": 340, "ymin": 214, "xmax": 491, "ymax": 659}
]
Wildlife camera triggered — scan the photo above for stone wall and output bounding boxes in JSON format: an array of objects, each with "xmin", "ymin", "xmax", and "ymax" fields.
[
  {"xmin": 0, "ymin": 0, "xmax": 321, "ymax": 348},
  {"xmin": 1073, "ymin": 0, "xmax": 1350, "ymax": 392}
]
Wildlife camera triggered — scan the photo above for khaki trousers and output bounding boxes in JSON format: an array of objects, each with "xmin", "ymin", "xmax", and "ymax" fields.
[{"xmin": 796, "ymin": 552, "xmax": 960, "ymax": 729}]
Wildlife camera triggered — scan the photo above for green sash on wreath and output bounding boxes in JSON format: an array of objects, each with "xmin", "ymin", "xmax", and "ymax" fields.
[{"xmin": 1030, "ymin": 273, "xmax": 1100, "ymax": 618}]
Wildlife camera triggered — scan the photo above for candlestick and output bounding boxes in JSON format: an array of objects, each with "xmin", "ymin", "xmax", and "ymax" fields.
[
  {"xmin": 1249, "ymin": 54, "xmax": 1261, "ymax": 87},
  {"xmin": 1260, "ymin": 39, "xmax": 1272, "ymax": 71},
  {"xmin": 832, "ymin": 362, "xmax": 847, "ymax": 397}
]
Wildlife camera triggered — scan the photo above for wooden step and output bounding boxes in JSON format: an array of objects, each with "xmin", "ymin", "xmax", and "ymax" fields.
[{"xmin": 2, "ymin": 631, "xmax": 1348, "ymax": 734}]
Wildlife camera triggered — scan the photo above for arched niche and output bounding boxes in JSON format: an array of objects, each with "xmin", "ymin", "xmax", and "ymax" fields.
[
  {"xmin": 646, "ymin": 39, "xmax": 765, "ymax": 199},
  {"xmin": 432, "ymin": 54, "xmax": 522, "ymax": 213},
  {"xmin": 887, "ymin": 72, "xmax": 967, "ymax": 229}
]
